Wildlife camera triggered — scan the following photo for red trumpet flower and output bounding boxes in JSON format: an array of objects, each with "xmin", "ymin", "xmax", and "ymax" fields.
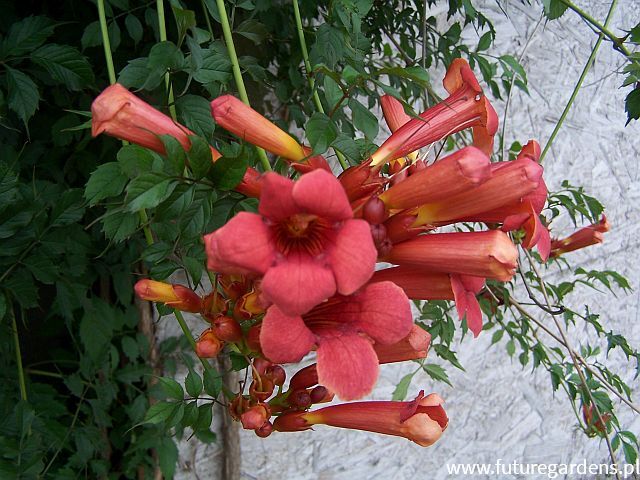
[
  {"xmin": 373, "ymin": 325, "xmax": 432, "ymax": 363},
  {"xmin": 211, "ymin": 95, "xmax": 331, "ymax": 173},
  {"xmin": 259, "ymin": 281, "xmax": 413, "ymax": 400},
  {"xmin": 371, "ymin": 266, "xmax": 485, "ymax": 336},
  {"xmin": 92, "ymin": 84, "xmax": 261, "ymax": 197},
  {"xmin": 205, "ymin": 170, "xmax": 377, "ymax": 316},
  {"xmin": 274, "ymin": 390, "xmax": 448, "ymax": 447},
  {"xmin": 383, "ymin": 230, "xmax": 518, "ymax": 282},
  {"xmin": 370, "ymin": 58, "xmax": 498, "ymax": 165},
  {"xmin": 550, "ymin": 216, "xmax": 610, "ymax": 258}
]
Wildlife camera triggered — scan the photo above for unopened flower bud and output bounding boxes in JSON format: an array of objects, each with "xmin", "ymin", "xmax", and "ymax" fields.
[
  {"xmin": 265, "ymin": 365, "xmax": 286, "ymax": 386},
  {"xmin": 253, "ymin": 358, "xmax": 272, "ymax": 375},
  {"xmin": 195, "ymin": 329, "xmax": 222, "ymax": 358},
  {"xmin": 229, "ymin": 395, "xmax": 249, "ymax": 421},
  {"xmin": 255, "ymin": 421, "xmax": 273, "ymax": 438},
  {"xmin": 289, "ymin": 390, "xmax": 311, "ymax": 409},
  {"xmin": 211, "ymin": 315, "xmax": 243, "ymax": 342},
  {"xmin": 135, "ymin": 280, "xmax": 203, "ymax": 313},
  {"xmin": 310, "ymin": 385, "xmax": 333, "ymax": 404},
  {"xmin": 289, "ymin": 364, "xmax": 318, "ymax": 390},
  {"xmin": 240, "ymin": 404, "xmax": 271, "ymax": 430},
  {"xmin": 370, "ymin": 224, "xmax": 388, "ymax": 247},
  {"xmin": 363, "ymin": 196, "xmax": 387, "ymax": 224},
  {"xmin": 247, "ymin": 325, "xmax": 262, "ymax": 353}
]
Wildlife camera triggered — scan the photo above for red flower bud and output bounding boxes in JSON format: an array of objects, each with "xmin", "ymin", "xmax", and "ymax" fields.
[
  {"xmin": 265, "ymin": 365, "xmax": 286, "ymax": 386},
  {"xmin": 363, "ymin": 197, "xmax": 388, "ymax": 224},
  {"xmin": 255, "ymin": 421, "xmax": 273, "ymax": 438},
  {"xmin": 289, "ymin": 390, "xmax": 312, "ymax": 409},
  {"xmin": 195, "ymin": 329, "xmax": 223, "ymax": 358},
  {"xmin": 135, "ymin": 280, "xmax": 203, "ymax": 313},
  {"xmin": 240, "ymin": 404, "xmax": 271, "ymax": 430},
  {"xmin": 211, "ymin": 315, "xmax": 243, "ymax": 342},
  {"xmin": 310, "ymin": 386, "xmax": 332, "ymax": 404}
]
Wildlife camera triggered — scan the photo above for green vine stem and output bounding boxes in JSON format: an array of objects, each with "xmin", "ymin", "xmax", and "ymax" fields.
[
  {"xmin": 215, "ymin": 0, "xmax": 272, "ymax": 172},
  {"xmin": 156, "ymin": 0, "xmax": 178, "ymax": 122},
  {"xmin": 540, "ymin": 0, "xmax": 618, "ymax": 163},
  {"xmin": 10, "ymin": 304, "xmax": 27, "ymax": 401},
  {"xmin": 292, "ymin": 0, "xmax": 349, "ymax": 170},
  {"xmin": 558, "ymin": 0, "xmax": 632, "ymax": 57}
]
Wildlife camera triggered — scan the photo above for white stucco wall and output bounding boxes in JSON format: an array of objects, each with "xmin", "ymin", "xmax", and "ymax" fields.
[{"xmin": 165, "ymin": 2, "xmax": 640, "ymax": 478}]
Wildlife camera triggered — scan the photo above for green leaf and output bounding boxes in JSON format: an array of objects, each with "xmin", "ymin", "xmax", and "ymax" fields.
[
  {"xmin": 102, "ymin": 208, "xmax": 139, "ymax": 242},
  {"xmin": 79, "ymin": 301, "xmax": 115, "ymax": 361},
  {"xmin": 306, "ymin": 113, "xmax": 338, "ymax": 155},
  {"xmin": 143, "ymin": 401, "xmax": 175, "ymax": 424},
  {"xmin": 323, "ymin": 75, "xmax": 344, "ymax": 110},
  {"xmin": 157, "ymin": 377, "xmax": 184, "ymax": 400},
  {"xmin": 171, "ymin": 5, "xmax": 196, "ymax": 45},
  {"xmin": 125, "ymin": 173, "xmax": 177, "ymax": 212},
  {"xmin": 187, "ymin": 136, "xmax": 214, "ymax": 179},
  {"xmin": 392, "ymin": 373, "xmax": 414, "ymax": 401},
  {"xmin": 193, "ymin": 46, "xmax": 232, "ymax": 84},
  {"xmin": 118, "ymin": 58, "xmax": 159, "ymax": 89},
  {"xmin": 349, "ymin": 98, "xmax": 378, "ymax": 139},
  {"xmin": 148, "ymin": 41, "xmax": 184, "ymax": 74},
  {"xmin": 542, "ymin": 0, "xmax": 568, "ymax": 20},
  {"xmin": 185, "ymin": 368, "xmax": 203, "ymax": 398},
  {"xmin": 31, "ymin": 44, "xmax": 94, "ymax": 90},
  {"xmin": 0, "ymin": 16, "xmax": 56, "ymax": 57},
  {"xmin": 625, "ymin": 87, "xmax": 640, "ymax": 125},
  {"xmin": 176, "ymin": 95, "xmax": 216, "ymax": 140},
  {"xmin": 85, "ymin": 163, "xmax": 128, "ymax": 206},
  {"xmin": 235, "ymin": 19, "xmax": 268, "ymax": 45},
  {"xmin": 6, "ymin": 67, "xmax": 39, "ymax": 125},
  {"xmin": 310, "ymin": 25, "xmax": 344, "ymax": 68},
  {"xmin": 203, "ymin": 369, "xmax": 222, "ymax": 397},
  {"xmin": 160, "ymin": 135, "xmax": 187, "ymax": 175},
  {"xmin": 125, "ymin": 14, "xmax": 143, "ymax": 45},
  {"xmin": 117, "ymin": 145, "xmax": 159, "ymax": 178},
  {"xmin": 477, "ymin": 31, "xmax": 493, "ymax": 51},
  {"xmin": 623, "ymin": 442, "xmax": 638, "ymax": 465},
  {"xmin": 506, "ymin": 339, "xmax": 516, "ymax": 356},
  {"xmin": 422, "ymin": 363, "xmax": 452, "ymax": 387},
  {"xmin": 195, "ymin": 403, "xmax": 213, "ymax": 431},
  {"xmin": 209, "ymin": 155, "xmax": 248, "ymax": 191},
  {"xmin": 157, "ymin": 438, "xmax": 178, "ymax": 478}
]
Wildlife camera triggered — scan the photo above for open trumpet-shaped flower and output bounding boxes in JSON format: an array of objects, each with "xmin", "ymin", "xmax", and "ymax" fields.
[
  {"xmin": 205, "ymin": 169, "xmax": 377, "ymax": 316},
  {"xmin": 383, "ymin": 230, "xmax": 518, "ymax": 282},
  {"xmin": 370, "ymin": 58, "xmax": 498, "ymax": 166},
  {"xmin": 274, "ymin": 390, "xmax": 448, "ymax": 447},
  {"xmin": 211, "ymin": 95, "xmax": 331, "ymax": 173},
  {"xmin": 259, "ymin": 281, "xmax": 413, "ymax": 400},
  {"xmin": 550, "ymin": 216, "xmax": 610, "ymax": 258},
  {"xmin": 92, "ymin": 84, "xmax": 262, "ymax": 197},
  {"xmin": 372, "ymin": 265, "xmax": 485, "ymax": 336}
]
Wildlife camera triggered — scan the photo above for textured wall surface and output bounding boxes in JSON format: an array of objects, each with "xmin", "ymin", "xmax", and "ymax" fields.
[{"xmin": 162, "ymin": 1, "xmax": 640, "ymax": 478}]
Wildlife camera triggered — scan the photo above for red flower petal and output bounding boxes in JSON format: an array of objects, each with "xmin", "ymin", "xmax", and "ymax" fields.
[
  {"xmin": 259, "ymin": 306, "xmax": 315, "ymax": 363},
  {"xmin": 261, "ymin": 251, "xmax": 336, "ymax": 315},
  {"xmin": 451, "ymin": 274, "xmax": 483, "ymax": 336},
  {"xmin": 329, "ymin": 219, "xmax": 377, "ymax": 295},
  {"xmin": 258, "ymin": 173, "xmax": 299, "ymax": 221},
  {"xmin": 292, "ymin": 170, "xmax": 353, "ymax": 221},
  {"xmin": 204, "ymin": 212, "xmax": 275, "ymax": 274},
  {"xmin": 316, "ymin": 334, "xmax": 379, "ymax": 401},
  {"xmin": 351, "ymin": 282, "xmax": 413, "ymax": 345}
]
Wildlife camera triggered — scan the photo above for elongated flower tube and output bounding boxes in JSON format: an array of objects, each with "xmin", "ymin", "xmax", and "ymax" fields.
[
  {"xmin": 259, "ymin": 281, "xmax": 413, "ymax": 400},
  {"xmin": 550, "ymin": 216, "xmax": 610, "ymax": 258},
  {"xmin": 274, "ymin": 390, "xmax": 448, "ymax": 447},
  {"xmin": 370, "ymin": 58, "xmax": 498, "ymax": 165},
  {"xmin": 411, "ymin": 158, "xmax": 543, "ymax": 227},
  {"xmin": 373, "ymin": 325, "xmax": 432, "ymax": 363},
  {"xmin": 383, "ymin": 230, "xmax": 518, "ymax": 282},
  {"xmin": 380, "ymin": 95, "xmax": 418, "ymax": 169},
  {"xmin": 92, "ymin": 84, "xmax": 261, "ymax": 197},
  {"xmin": 371, "ymin": 266, "xmax": 485, "ymax": 336},
  {"xmin": 134, "ymin": 279, "xmax": 202, "ymax": 313},
  {"xmin": 211, "ymin": 95, "xmax": 331, "ymax": 172},
  {"xmin": 378, "ymin": 146, "xmax": 491, "ymax": 211},
  {"xmin": 205, "ymin": 170, "xmax": 377, "ymax": 316}
]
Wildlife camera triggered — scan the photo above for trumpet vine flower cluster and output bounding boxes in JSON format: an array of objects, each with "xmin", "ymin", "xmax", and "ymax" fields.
[{"xmin": 92, "ymin": 57, "xmax": 610, "ymax": 447}]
